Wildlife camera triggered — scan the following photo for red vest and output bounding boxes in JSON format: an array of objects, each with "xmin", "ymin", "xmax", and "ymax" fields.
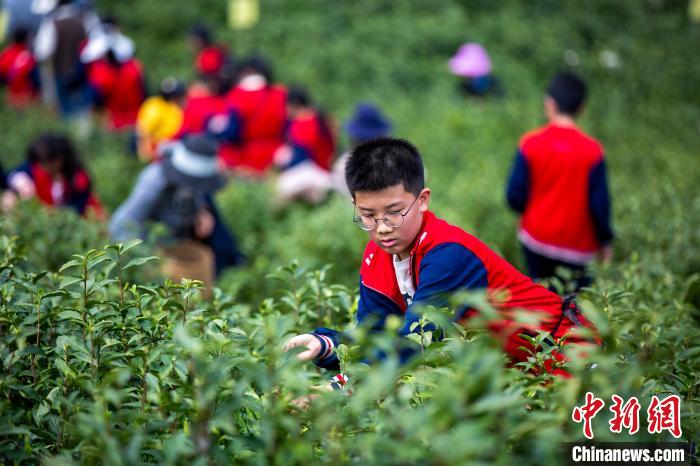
[
  {"xmin": 220, "ymin": 84, "xmax": 287, "ymax": 173},
  {"xmin": 0, "ymin": 44, "xmax": 37, "ymax": 107},
  {"xmin": 88, "ymin": 59, "xmax": 145, "ymax": 129},
  {"xmin": 519, "ymin": 124, "xmax": 604, "ymax": 257},
  {"xmin": 178, "ymin": 92, "xmax": 230, "ymax": 136},
  {"xmin": 27, "ymin": 162, "xmax": 104, "ymax": 218},
  {"xmin": 360, "ymin": 211, "xmax": 566, "ymax": 340},
  {"xmin": 288, "ymin": 113, "xmax": 335, "ymax": 171}
]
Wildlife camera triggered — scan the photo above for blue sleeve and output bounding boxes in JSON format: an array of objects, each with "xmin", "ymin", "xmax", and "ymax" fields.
[
  {"xmin": 109, "ymin": 164, "xmax": 167, "ymax": 241},
  {"xmin": 398, "ymin": 243, "xmax": 488, "ymax": 340},
  {"xmin": 311, "ymin": 277, "xmax": 402, "ymax": 371},
  {"xmin": 588, "ymin": 159, "xmax": 613, "ymax": 245},
  {"xmin": 206, "ymin": 110, "xmax": 241, "ymax": 143},
  {"xmin": 506, "ymin": 149, "xmax": 529, "ymax": 213},
  {"xmin": 310, "ymin": 327, "xmax": 342, "ymax": 371}
]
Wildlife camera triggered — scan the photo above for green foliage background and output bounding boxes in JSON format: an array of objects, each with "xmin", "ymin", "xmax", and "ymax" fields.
[{"xmin": 0, "ymin": 0, "xmax": 699, "ymax": 464}]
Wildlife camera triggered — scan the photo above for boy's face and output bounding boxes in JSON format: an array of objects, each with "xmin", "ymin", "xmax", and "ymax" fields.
[{"xmin": 354, "ymin": 184, "xmax": 431, "ymax": 260}]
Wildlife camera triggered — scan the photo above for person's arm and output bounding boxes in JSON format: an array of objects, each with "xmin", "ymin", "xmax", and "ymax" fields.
[
  {"xmin": 33, "ymin": 19, "xmax": 56, "ymax": 63},
  {"xmin": 109, "ymin": 164, "xmax": 167, "ymax": 241},
  {"xmin": 309, "ymin": 282, "xmax": 401, "ymax": 370},
  {"xmin": 588, "ymin": 159, "xmax": 614, "ymax": 252},
  {"xmin": 284, "ymin": 278, "xmax": 402, "ymax": 371},
  {"xmin": 506, "ymin": 149, "xmax": 530, "ymax": 213}
]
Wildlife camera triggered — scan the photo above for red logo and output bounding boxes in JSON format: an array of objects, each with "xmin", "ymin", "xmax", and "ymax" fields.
[
  {"xmin": 609, "ymin": 395, "xmax": 641, "ymax": 435},
  {"xmin": 572, "ymin": 392, "xmax": 606, "ymax": 439},
  {"xmin": 647, "ymin": 395, "xmax": 682, "ymax": 438},
  {"xmin": 572, "ymin": 393, "xmax": 684, "ymax": 439}
]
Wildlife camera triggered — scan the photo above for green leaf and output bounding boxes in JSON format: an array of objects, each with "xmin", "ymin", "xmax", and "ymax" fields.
[
  {"xmin": 41, "ymin": 290, "xmax": 66, "ymax": 300},
  {"xmin": 87, "ymin": 255, "xmax": 112, "ymax": 271},
  {"xmin": 120, "ymin": 239, "xmax": 143, "ymax": 254},
  {"xmin": 46, "ymin": 386, "xmax": 61, "ymax": 404},
  {"xmin": 59, "ymin": 277, "xmax": 83, "ymax": 290},
  {"xmin": 59, "ymin": 259, "xmax": 82, "ymax": 273},
  {"xmin": 123, "ymin": 256, "xmax": 160, "ymax": 270}
]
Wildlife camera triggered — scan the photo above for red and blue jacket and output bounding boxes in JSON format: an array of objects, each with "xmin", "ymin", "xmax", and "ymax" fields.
[
  {"xmin": 287, "ymin": 112, "xmax": 336, "ymax": 171},
  {"xmin": 88, "ymin": 58, "xmax": 146, "ymax": 130},
  {"xmin": 178, "ymin": 92, "xmax": 230, "ymax": 137},
  {"xmin": 312, "ymin": 211, "xmax": 590, "ymax": 371},
  {"xmin": 218, "ymin": 84, "xmax": 287, "ymax": 174},
  {"xmin": 9, "ymin": 161, "xmax": 104, "ymax": 217},
  {"xmin": 0, "ymin": 43, "xmax": 38, "ymax": 107},
  {"xmin": 506, "ymin": 123, "xmax": 613, "ymax": 264}
]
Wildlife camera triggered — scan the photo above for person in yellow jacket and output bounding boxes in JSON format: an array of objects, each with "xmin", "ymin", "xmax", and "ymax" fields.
[{"xmin": 136, "ymin": 77, "xmax": 186, "ymax": 161}]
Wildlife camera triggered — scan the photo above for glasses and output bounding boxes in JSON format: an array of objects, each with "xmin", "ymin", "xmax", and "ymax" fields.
[{"xmin": 353, "ymin": 196, "xmax": 419, "ymax": 231}]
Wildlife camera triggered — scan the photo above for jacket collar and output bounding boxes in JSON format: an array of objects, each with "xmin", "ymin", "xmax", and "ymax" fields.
[{"xmin": 406, "ymin": 210, "xmax": 436, "ymax": 258}]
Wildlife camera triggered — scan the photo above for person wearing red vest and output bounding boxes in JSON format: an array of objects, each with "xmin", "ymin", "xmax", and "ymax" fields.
[
  {"xmin": 506, "ymin": 72, "xmax": 613, "ymax": 292},
  {"xmin": 4, "ymin": 133, "xmax": 104, "ymax": 218},
  {"xmin": 88, "ymin": 56, "xmax": 145, "ymax": 130},
  {"xmin": 272, "ymin": 86, "xmax": 337, "ymax": 205},
  {"xmin": 285, "ymin": 138, "xmax": 597, "ymax": 384},
  {"xmin": 285, "ymin": 86, "xmax": 336, "ymax": 171},
  {"xmin": 189, "ymin": 24, "xmax": 230, "ymax": 78},
  {"xmin": 215, "ymin": 56, "xmax": 287, "ymax": 175},
  {"xmin": 178, "ymin": 72, "xmax": 231, "ymax": 138},
  {"xmin": 0, "ymin": 28, "xmax": 39, "ymax": 107}
]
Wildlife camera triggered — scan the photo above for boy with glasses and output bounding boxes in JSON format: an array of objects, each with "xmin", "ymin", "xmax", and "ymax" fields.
[{"xmin": 285, "ymin": 137, "xmax": 595, "ymax": 381}]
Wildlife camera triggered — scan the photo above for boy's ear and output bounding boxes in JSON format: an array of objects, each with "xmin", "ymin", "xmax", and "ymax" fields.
[
  {"xmin": 419, "ymin": 188, "xmax": 431, "ymax": 212},
  {"xmin": 544, "ymin": 96, "xmax": 557, "ymax": 115}
]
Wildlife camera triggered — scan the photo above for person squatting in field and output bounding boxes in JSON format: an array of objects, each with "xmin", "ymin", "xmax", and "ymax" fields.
[
  {"xmin": 285, "ymin": 137, "xmax": 599, "ymax": 389},
  {"xmin": 2, "ymin": 133, "xmax": 104, "ymax": 218}
]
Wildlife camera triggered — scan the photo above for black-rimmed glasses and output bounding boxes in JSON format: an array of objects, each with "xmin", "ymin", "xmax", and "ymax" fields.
[{"xmin": 353, "ymin": 196, "xmax": 418, "ymax": 231}]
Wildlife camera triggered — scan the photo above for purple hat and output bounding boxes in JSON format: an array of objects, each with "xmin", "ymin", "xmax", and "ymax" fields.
[
  {"xmin": 448, "ymin": 43, "xmax": 492, "ymax": 78},
  {"xmin": 344, "ymin": 103, "xmax": 392, "ymax": 142}
]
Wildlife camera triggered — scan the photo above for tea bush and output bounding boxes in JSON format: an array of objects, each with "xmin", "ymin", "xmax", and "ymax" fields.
[{"xmin": 0, "ymin": 233, "xmax": 698, "ymax": 465}]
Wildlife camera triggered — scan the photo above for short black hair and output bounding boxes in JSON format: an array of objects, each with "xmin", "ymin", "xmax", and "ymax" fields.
[
  {"xmin": 345, "ymin": 137, "xmax": 424, "ymax": 197},
  {"xmin": 287, "ymin": 85, "xmax": 311, "ymax": 107},
  {"xmin": 236, "ymin": 55, "xmax": 273, "ymax": 83},
  {"xmin": 11, "ymin": 28, "xmax": 29, "ymax": 44},
  {"xmin": 190, "ymin": 24, "xmax": 212, "ymax": 45},
  {"xmin": 547, "ymin": 72, "xmax": 587, "ymax": 115}
]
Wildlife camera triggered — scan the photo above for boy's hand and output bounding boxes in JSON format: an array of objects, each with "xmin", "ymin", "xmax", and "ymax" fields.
[{"xmin": 284, "ymin": 334, "xmax": 322, "ymax": 361}]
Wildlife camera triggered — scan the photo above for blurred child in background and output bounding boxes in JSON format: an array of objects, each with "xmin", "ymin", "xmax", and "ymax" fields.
[
  {"xmin": 506, "ymin": 72, "xmax": 613, "ymax": 292},
  {"xmin": 212, "ymin": 55, "xmax": 287, "ymax": 175},
  {"xmin": 273, "ymin": 85, "xmax": 336, "ymax": 205},
  {"xmin": 84, "ymin": 16, "xmax": 145, "ymax": 131},
  {"xmin": 448, "ymin": 42, "xmax": 499, "ymax": 97},
  {"xmin": 34, "ymin": 0, "xmax": 98, "ymax": 118},
  {"xmin": 331, "ymin": 102, "xmax": 392, "ymax": 197},
  {"xmin": 189, "ymin": 24, "xmax": 230, "ymax": 81},
  {"xmin": 136, "ymin": 77, "xmax": 186, "ymax": 161},
  {"xmin": 0, "ymin": 27, "xmax": 39, "ymax": 107},
  {"xmin": 3, "ymin": 133, "xmax": 104, "ymax": 217}
]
